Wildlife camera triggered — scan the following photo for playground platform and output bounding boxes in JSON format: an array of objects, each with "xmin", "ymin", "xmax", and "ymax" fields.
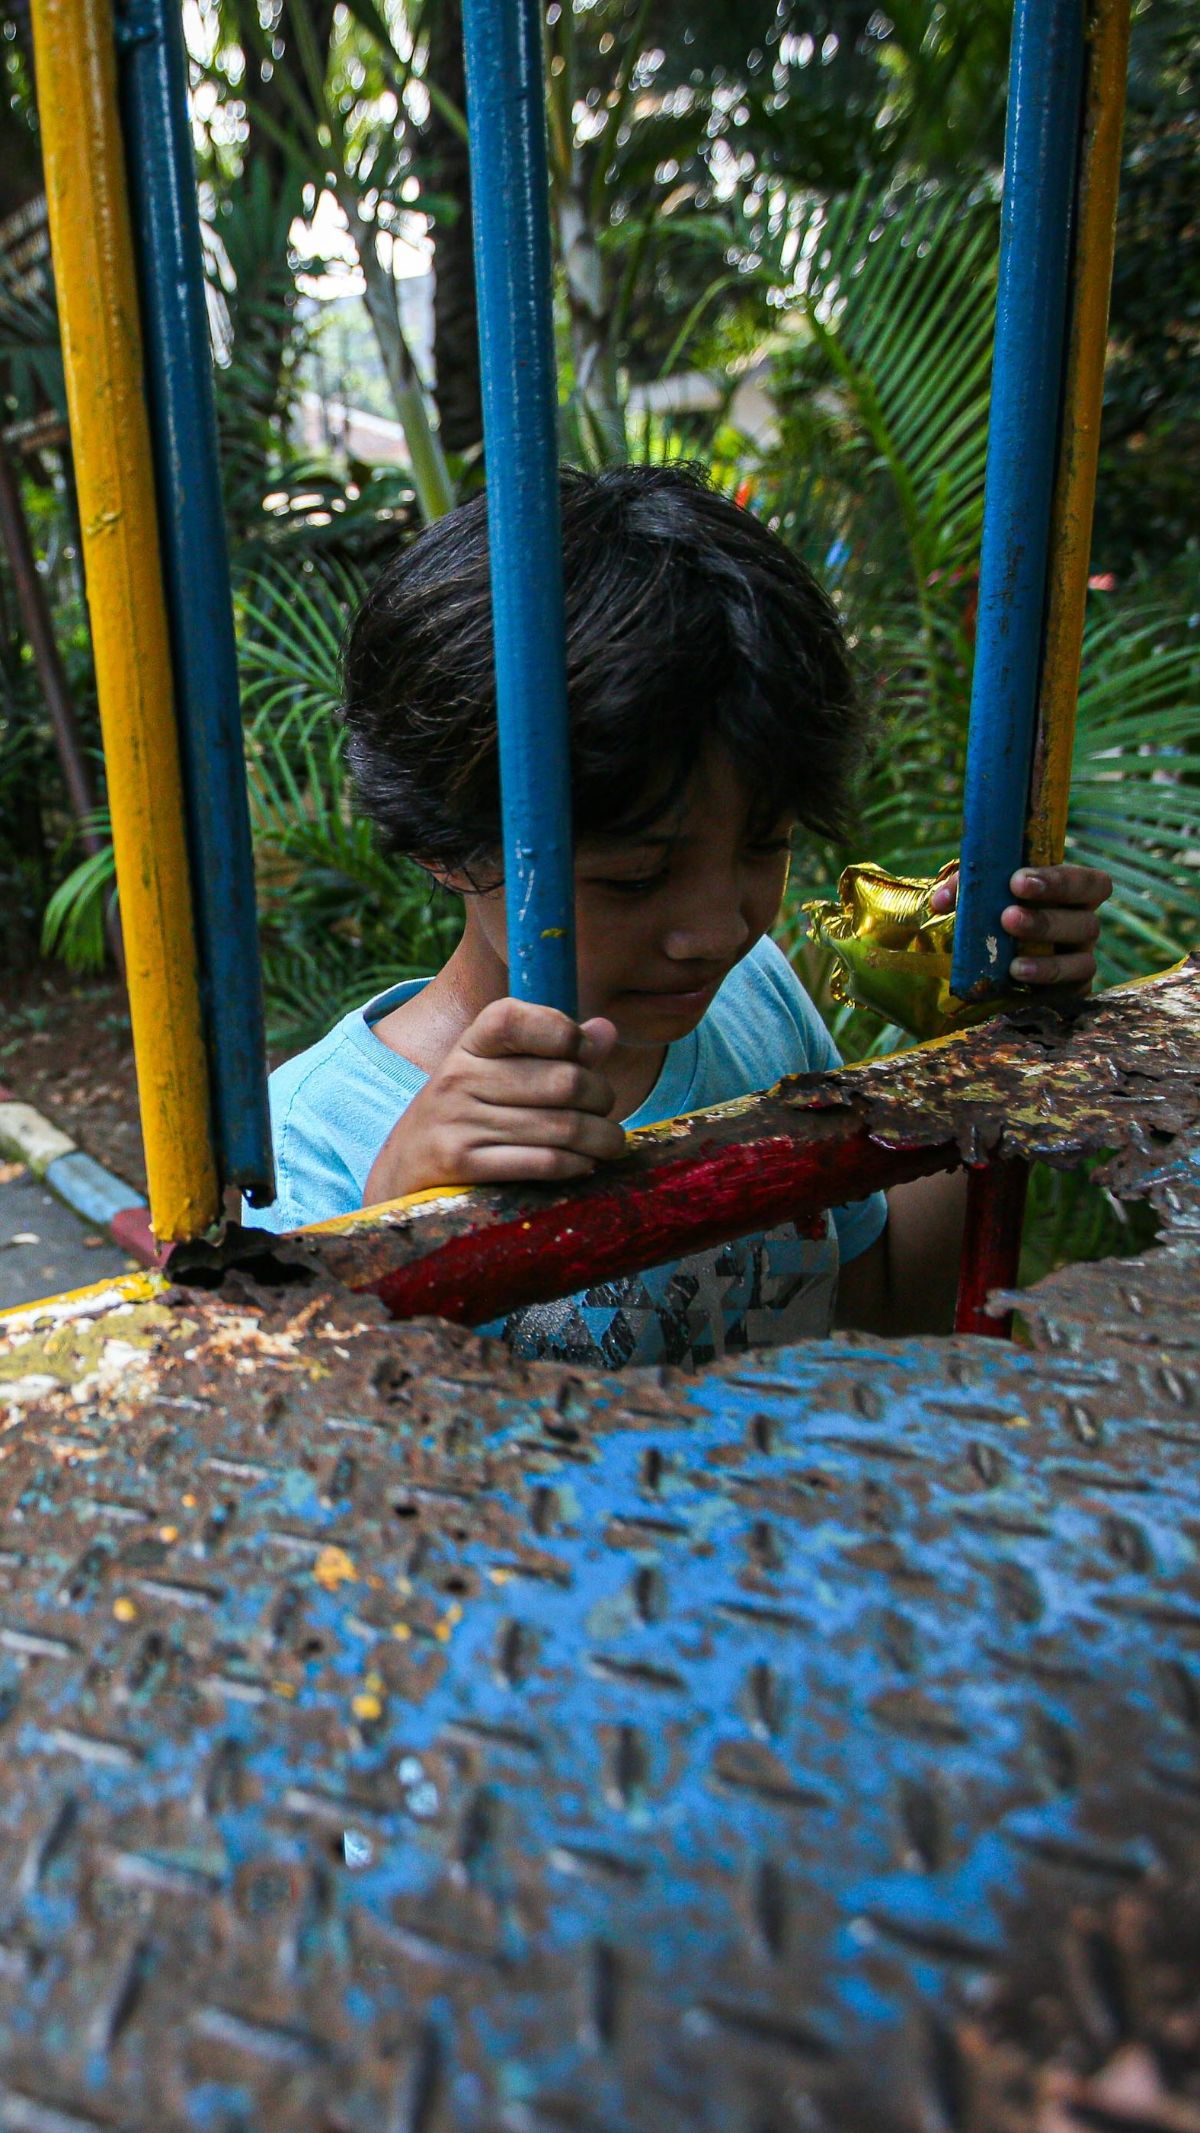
[{"xmin": 0, "ymin": 962, "xmax": 1196, "ymax": 2130}]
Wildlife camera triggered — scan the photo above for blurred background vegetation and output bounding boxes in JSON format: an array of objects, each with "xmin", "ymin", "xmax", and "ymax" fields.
[{"xmin": 1, "ymin": 0, "xmax": 1197, "ymax": 1274}]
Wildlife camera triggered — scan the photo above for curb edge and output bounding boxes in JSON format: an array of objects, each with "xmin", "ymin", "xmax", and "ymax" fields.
[{"xmin": 0, "ymin": 1088, "xmax": 157, "ymax": 1268}]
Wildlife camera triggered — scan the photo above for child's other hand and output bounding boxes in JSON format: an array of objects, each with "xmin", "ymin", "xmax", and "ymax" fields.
[
  {"xmin": 928, "ymin": 863, "xmax": 1113, "ymax": 990},
  {"xmin": 363, "ymin": 999, "xmax": 626, "ymax": 1206}
]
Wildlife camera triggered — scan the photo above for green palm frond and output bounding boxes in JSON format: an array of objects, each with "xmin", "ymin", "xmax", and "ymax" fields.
[
  {"xmin": 1066, "ymin": 604, "xmax": 1200, "ymax": 984},
  {"xmin": 778, "ymin": 179, "xmax": 999, "ymax": 594},
  {"xmin": 237, "ymin": 558, "xmax": 360, "ymax": 737},
  {"xmin": 764, "ymin": 179, "xmax": 1199, "ymax": 1058},
  {"xmin": 0, "ymin": 196, "xmax": 66, "ymax": 419},
  {"xmin": 39, "ymin": 826, "xmax": 115, "ymax": 975},
  {"xmin": 238, "ymin": 556, "xmax": 459, "ymax": 1043}
]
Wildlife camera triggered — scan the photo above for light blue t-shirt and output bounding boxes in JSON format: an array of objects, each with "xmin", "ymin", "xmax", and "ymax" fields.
[{"xmin": 247, "ymin": 935, "xmax": 887, "ymax": 1367}]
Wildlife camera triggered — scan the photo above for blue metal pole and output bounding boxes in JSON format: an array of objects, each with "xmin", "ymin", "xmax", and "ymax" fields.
[
  {"xmin": 114, "ymin": 0, "xmax": 275, "ymax": 1203},
  {"xmin": 461, "ymin": 0, "xmax": 577, "ymax": 1013},
  {"xmin": 950, "ymin": 0, "xmax": 1086, "ymax": 1002}
]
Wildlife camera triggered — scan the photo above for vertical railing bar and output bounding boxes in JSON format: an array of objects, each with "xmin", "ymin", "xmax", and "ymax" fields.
[
  {"xmin": 953, "ymin": 1158, "xmax": 1029, "ymax": 1339},
  {"xmin": 28, "ymin": 0, "xmax": 218, "ymax": 1244},
  {"xmin": 1027, "ymin": 0, "xmax": 1132, "ymax": 870},
  {"xmin": 460, "ymin": 0, "xmax": 577, "ymax": 1014},
  {"xmin": 949, "ymin": 0, "xmax": 1086, "ymax": 1003},
  {"xmin": 115, "ymin": 0, "xmax": 275, "ymax": 1205},
  {"xmin": 955, "ymin": 0, "xmax": 1130, "ymax": 1337}
]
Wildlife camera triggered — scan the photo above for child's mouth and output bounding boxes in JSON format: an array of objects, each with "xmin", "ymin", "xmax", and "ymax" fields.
[{"xmin": 624, "ymin": 979, "xmax": 723, "ymax": 1013}]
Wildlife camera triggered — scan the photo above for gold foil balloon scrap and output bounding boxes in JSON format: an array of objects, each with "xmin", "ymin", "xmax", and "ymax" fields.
[{"xmin": 802, "ymin": 862, "xmax": 1012, "ymax": 1041}]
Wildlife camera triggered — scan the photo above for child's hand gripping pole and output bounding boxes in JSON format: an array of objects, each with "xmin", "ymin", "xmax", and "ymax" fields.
[{"xmin": 363, "ymin": 1001, "xmax": 625, "ymax": 1208}]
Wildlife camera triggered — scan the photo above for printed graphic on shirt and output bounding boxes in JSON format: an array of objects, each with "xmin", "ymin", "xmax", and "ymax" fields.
[{"xmin": 502, "ymin": 1218, "xmax": 838, "ymax": 1370}]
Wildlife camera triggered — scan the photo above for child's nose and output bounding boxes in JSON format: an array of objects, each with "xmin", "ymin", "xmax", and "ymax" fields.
[{"xmin": 663, "ymin": 897, "xmax": 751, "ymax": 963}]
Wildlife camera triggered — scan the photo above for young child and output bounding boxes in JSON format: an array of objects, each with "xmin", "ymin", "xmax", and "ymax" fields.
[{"xmin": 246, "ymin": 464, "xmax": 1111, "ymax": 1367}]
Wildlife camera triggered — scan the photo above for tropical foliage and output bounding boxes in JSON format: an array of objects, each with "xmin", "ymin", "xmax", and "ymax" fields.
[
  {"xmin": 236, "ymin": 557, "xmax": 459, "ymax": 1049},
  {"xmin": 753, "ymin": 183, "xmax": 1199, "ymax": 1054}
]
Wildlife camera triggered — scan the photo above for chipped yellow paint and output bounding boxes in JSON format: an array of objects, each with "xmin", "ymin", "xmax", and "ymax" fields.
[
  {"xmin": 351, "ymin": 1670, "xmax": 385, "ymax": 1721},
  {"xmin": 0, "ymin": 1294, "xmax": 188, "ymax": 1433},
  {"xmin": 296, "ymin": 1185, "xmax": 476, "ymax": 1237},
  {"xmin": 313, "ymin": 1545, "xmax": 358, "ymax": 1591},
  {"xmin": 1028, "ymin": 0, "xmax": 1132, "ymax": 869},
  {"xmin": 0, "ymin": 1270, "xmax": 169, "ymax": 1337},
  {"xmin": 28, "ymin": 0, "xmax": 218, "ymax": 1241},
  {"xmin": 112, "ymin": 1597, "xmax": 138, "ymax": 1623}
]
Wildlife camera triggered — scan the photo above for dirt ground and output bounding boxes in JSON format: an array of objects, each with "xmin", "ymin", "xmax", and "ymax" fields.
[{"xmin": 0, "ymin": 966, "xmax": 147, "ymax": 1195}]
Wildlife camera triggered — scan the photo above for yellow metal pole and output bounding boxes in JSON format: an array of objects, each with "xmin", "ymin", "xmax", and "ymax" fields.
[
  {"xmin": 29, "ymin": 0, "xmax": 219, "ymax": 1241},
  {"xmin": 1027, "ymin": 0, "xmax": 1132, "ymax": 868}
]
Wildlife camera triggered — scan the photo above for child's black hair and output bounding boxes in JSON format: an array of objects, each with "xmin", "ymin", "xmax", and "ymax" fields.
[{"xmin": 342, "ymin": 462, "xmax": 866, "ymax": 876}]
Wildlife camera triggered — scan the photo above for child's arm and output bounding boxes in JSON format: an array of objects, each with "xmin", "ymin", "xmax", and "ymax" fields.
[
  {"xmin": 836, "ymin": 859, "xmax": 1113, "ymax": 1334},
  {"xmin": 836, "ymin": 1171, "xmax": 967, "ymax": 1334},
  {"xmin": 363, "ymin": 998, "xmax": 625, "ymax": 1206}
]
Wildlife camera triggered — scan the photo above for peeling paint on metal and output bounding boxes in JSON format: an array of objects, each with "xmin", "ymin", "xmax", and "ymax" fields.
[{"xmin": 0, "ymin": 966, "xmax": 1194, "ymax": 2121}]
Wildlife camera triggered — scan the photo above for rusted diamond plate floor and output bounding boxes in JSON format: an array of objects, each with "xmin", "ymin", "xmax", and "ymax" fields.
[{"xmin": 0, "ymin": 1237, "xmax": 1198, "ymax": 2129}]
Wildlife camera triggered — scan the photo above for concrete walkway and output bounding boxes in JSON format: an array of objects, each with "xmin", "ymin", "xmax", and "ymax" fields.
[{"xmin": 0, "ymin": 1161, "xmax": 132, "ymax": 1311}]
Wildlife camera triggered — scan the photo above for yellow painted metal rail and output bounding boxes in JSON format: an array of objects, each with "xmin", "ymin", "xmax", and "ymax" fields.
[{"xmin": 30, "ymin": 0, "xmax": 218, "ymax": 1241}]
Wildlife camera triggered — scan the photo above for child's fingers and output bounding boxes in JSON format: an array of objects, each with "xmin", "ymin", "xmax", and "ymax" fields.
[
  {"xmin": 933, "ymin": 863, "xmax": 1111, "ymax": 921},
  {"xmin": 1010, "ymin": 864, "xmax": 1113, "ymax": 909},
  {"xmin": 463, "ymin": 997, "xmax": 589, "ymax": 1063},
  {"xmin": 1002, "ymin": 903, "xmax": 1101, "ymax": 948},
  {"xmin": 928, "ymin": 866, "xmax": 959, "ymax": 916},
  {"xmin": 464, "ymin": 1106, "xmax": 626, "ymax": 1162},
  {"xmin": 1010, "ymin": 948, "xmax": 1098, "ymax": 987},
  {"xmin": 460, "ymin": 1145, "xmax": 605, "ymax": 1185},
  {"xmin": 578, "ymin": 1016, "xmax": 618, "ymax": 1065},
  {"xmin": 477, "ymin": 1057, "xmax": 615, "ymax": 1117}
]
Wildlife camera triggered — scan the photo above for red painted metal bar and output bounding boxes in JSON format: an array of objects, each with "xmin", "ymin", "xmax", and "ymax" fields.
[
  {"xmin": 954, "ymin": 1158, "xmax": 1029, "ymax": 1337},
  {"xmin": 334, "ymin": 1130, "xmax": 959, "ymax": 1327},
  {"xmin": 201, "ymin": 962, "xmax": 1196, "ymax": 1338}
]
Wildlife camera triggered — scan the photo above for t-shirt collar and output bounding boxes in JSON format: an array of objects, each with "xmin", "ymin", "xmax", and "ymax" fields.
[{"xmin": 354, "ymin": 976, "xmax": 703, "ymax": 1129}]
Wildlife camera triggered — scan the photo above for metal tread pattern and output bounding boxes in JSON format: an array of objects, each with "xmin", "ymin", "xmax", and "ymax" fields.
[
  {"xmin": 0, "ymin": 972, "xmax": 1197, "ymax": 2131},
  {"xmin": 0, "ymin": 1247, "xmax": 1196, "ymax": 2129}
]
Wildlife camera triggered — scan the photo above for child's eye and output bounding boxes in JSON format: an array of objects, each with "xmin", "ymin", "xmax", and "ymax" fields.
[{"xmin": 595, "ymin": 872, "xmax": 667, "ymax": 896}]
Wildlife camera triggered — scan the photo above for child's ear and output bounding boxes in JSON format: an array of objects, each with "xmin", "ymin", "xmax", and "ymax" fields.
[
  {"xmin": 416, "ymin": 860, "xmax": 479, "ymax": 898},
  {"xmin": 420, "ymin": 857, "xmax": 502, "ymax": 898}
]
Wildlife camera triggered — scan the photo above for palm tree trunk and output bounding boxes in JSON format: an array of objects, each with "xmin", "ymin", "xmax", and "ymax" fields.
[
  {"xmin": 335, "ymin": 180, "xmax": 455, "ymax": 522},
  {"xmin": 557, "ymin": 166, "xmax": 625, "ymax": 461},
  {"xmin": 425, "ymin": 0, "xmax": 482, "ymax": 467}
]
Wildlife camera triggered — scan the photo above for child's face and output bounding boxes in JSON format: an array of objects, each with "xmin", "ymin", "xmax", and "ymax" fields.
[{"xmin": 467, "ymin": 745, "xmax": 795, "ymax": 1045}]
